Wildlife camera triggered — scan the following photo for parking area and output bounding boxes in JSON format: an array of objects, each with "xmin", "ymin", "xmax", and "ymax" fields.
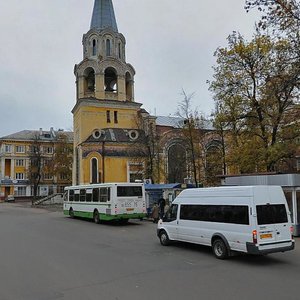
[{"xmin": 0, "ymin": 203, "xmax": 299, "ymax": 300}]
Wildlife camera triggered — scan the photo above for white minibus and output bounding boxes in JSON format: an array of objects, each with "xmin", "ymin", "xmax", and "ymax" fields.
[
  {"xmin": 157, "ymin": 186, "xmax": 295, "ymax": 259},
  {"xmin": 64, "ymin": 183, "xmax": 146, "ymax": 223}
]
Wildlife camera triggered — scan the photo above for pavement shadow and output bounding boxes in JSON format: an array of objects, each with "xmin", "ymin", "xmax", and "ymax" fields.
[
  {"xmin": 71, "ymin": 216, "xmax": 143, "ymax": 227},
  {"xmin": 163, "ymin": 241, "xmax": 293, "ymax": 265}
]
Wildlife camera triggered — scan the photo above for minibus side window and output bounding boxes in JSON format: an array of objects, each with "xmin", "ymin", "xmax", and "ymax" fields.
[{"xmin": 180, "ymin": 205, "xmax": 249, "ymax": 225}]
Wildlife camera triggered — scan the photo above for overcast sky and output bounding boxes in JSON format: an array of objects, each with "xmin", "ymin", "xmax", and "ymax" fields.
[{"xmin": 0, "ymin": 0, "xmax": 260, "ymax": 137}]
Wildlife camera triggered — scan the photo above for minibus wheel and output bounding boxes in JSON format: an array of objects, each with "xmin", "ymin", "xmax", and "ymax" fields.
[
  {"xmin": 212, "ymin": 239, "xmax": 228, "ymax": 259},
  {"xmin": 159, "ymin": 230, "xmax": 170, "ymax": 246},
  {"xmin": 93, "ymin": 210, "xmax": 100, "ymax": 224}
]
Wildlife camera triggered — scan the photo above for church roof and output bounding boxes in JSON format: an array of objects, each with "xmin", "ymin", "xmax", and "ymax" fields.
[
  {"xmin": 156, "ymin": 116, "xmax": 215, "ymax": 130},
  {"xmin": 90, "ymin": 0, "xmax": 118, "ymax": 32}
]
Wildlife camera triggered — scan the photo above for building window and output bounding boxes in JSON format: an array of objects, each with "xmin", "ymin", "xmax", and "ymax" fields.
[
  {"xmin": 16, "ymin": 173, "xmax": 25, "ymax": 180},
  {"xmin": 16, "ymin": 159, "xmax": 25, "ymax": 167},
  {"xmin": 60, "ymin": 173, "xmax": 68, "ymax": 180},
  {"xmin": 106, "ymin": 39, "xmax": 111, "ymax": 56},
  {"xmin": 15, "ymin": 187, "xmax": 26, "ymax": 196},
  {"xmin": 5, "ymin": 145, "xmax": 11, "ymax": 153},
  {"xmin": 114, "ymin": 111, "xmax": 118, "ymax": 124},
  {"xmin": 31, "ymin": 145, "xmax": 39, "ymax": 154},
  {"xmin": 44, "ymin": 173, "xmax": 53, "ymax": 180},
  {"xmin": 44, "ymin": 146, "xmax": 53, "ymax": 154},
  {"xmin": 107, "ymin": 110, "xmax": 111, "ymax": 123},
  {"xmin": 16, "ymin": 145, "xmax": 25, "ymax": 153},
  {"xmin": 57, "ymin": 186, "xmax": 65, "ymax": 193},
  {"xmin": 91, "ymin": 158, "xmax": 98, "ymax": 184}
]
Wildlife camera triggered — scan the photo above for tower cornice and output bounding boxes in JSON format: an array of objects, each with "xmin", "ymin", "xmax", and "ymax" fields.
[{"xmin": 72, "ymin": 98, "xmax": 143, "ymax": 114}]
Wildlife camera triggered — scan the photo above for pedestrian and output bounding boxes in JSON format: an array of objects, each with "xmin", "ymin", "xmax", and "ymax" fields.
[
  {"xmin": 158, "ymin": 197, "xmax": 166, "ymax": 219},
  {"xmin": 151, "ymin": 203, "xmax": 159, "ymax": 223},
  {"xmin": 164, "ymin": 200, "xmax": 170, "ymax": 214}
]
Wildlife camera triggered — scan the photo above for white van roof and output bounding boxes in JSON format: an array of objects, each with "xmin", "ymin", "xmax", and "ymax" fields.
[{"xmin": 174, "ymin": 186, "xmax": 283, "ymax": 202}]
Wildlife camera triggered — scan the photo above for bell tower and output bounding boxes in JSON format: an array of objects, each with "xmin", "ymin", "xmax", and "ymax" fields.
[
  {"xmin": 72, "ymin": 0, "xmax": 145, "ymax": 185},
  {"xmin": 75, "ymin": 0, "xmax": 135, "ymax": 102}
]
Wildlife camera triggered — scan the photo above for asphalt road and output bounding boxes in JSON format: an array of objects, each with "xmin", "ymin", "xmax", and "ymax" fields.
[{"xmin": 0, "ymin": 202, "xmax": 299, "ymax": 300}]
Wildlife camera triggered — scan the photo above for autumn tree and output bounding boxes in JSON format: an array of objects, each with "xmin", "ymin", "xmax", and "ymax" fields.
[
  {"xmin": 45, "ymin": 133, "xmax": 73, "ymax": 184},
  {"xmin": 176, "ymin": 90, "xmax": 204, "ymax": 187},
  {"xmin": 211, "ymin": 109, "xmax": 228, "ymax": 176},
  {"xmin": 210, "ymin": 31, "xmax": 300, "ymax": 172},
  {"xmin": 245, "ymin": 0, "xmax": 300, "ymax": 35},
  {"xmin": 27, "ymin": 136, "xmax": 43, "ymax": 203},
  {"xmin": 132, "ymin": 112, "xmax": 162, "ymax": 184}
]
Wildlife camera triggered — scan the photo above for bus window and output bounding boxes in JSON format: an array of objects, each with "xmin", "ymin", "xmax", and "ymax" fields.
[
  {"xmin": 74, "ymin": 190, "xmax": 80, "ymax": 202},
  {"xmin": 100, "ymin": 187, "xmax": 110, "ymax": 202},
  {"xmin": 92, "ymin": 188, "xmax": 99, "ymax": 202},
  {"xmin": 117, "ymin": 186, "xmax": 142, "ymax": 197},
  {"xmin": 80, "ymin": 189, "xmax": 86, "ymax": 202},
  {"xmin": 69, "ymin": 190, "xmax": 74, "ymax": 202},
  {"xmin": 86, "ymin": 189, "xmax": 92, "ymax": 202}
]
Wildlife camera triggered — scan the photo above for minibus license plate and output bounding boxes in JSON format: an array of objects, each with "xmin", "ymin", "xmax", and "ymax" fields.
[
  {"xmin": 126, "ymin": 208, "xmax": 134, "ymax": 211},
  {"xmin": 260, "ymin": 233, "xmax": 272, "ymax": 239}
]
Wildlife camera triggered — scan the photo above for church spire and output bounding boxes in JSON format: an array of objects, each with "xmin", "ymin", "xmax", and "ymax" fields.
[{"xmin": 90, "ymin": 0, "xmax": 118, "ymax": 32}]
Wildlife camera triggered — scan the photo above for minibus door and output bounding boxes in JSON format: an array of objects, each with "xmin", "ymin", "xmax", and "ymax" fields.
[
  {"xmin": 163, "ymin": 204, "xmax": 179, "ymax": 240},
  {"xmin": 256, "ymin": 204, "xmax": 290, "ymax": 244}
]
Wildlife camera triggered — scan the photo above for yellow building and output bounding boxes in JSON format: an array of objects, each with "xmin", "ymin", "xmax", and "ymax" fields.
[
  {"xmin": 72, "ymin": 0, "xmax": 147, "ymax": 185},
  {"xmin": 0, "ymin": 128, "xmax": 73, "ymax": 202}
]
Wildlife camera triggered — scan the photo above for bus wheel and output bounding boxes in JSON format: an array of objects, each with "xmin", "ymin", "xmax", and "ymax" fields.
[
  {"xmin": 69, "ymin": 208, "xmax": 74, "ymax": 218},
  {"xmin": 119, "ymin": 219, "xmax": 129, "ymax": 225},
  {"xmin": 159, "ymin": 230, "xmax": 170, "ymax": 246},
  {"xmin": 93, "ymin": 210, "xmax": 100, "ymax": 224},
  {"xmin": 212, "ymin": 239, "xmax": 228, "ymax": 259}
]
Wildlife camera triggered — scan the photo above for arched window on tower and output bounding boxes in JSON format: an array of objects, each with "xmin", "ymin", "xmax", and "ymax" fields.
[
  {"xmin": 104, "ymin": 67, "xmax": 117, "ymax": 93},
  {"xmin": 118, "ymin": 42, "xmax": 121, "ymax": 59},
  {"xmin": 91, "ymin": 158, "xmax": 98, "ymax": 184},
  {"xmin": 125, "ymin": 72, "xmax": 133, "ymax": 101},
  {"xmin": 106, "ymin": 39, "xmax": 111, "ymax": 56},
  {"xmin": 84, "ymin": 67, "xmax": 95, "ymax": 94},
  {"xmin": 92, "ymin": 39, "xmax": 97, "ymax": 56}
]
